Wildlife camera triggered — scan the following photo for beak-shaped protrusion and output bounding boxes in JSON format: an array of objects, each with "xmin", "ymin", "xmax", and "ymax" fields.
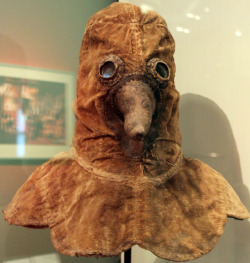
[{"xmin": 115, "ymin": 80, "xmax": 156, "ymax": 141}]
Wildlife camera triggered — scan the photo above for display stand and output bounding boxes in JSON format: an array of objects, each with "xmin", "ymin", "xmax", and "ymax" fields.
[{"xmin": 124, "ymin": 248, "xmax": 131, "ymax": 263}]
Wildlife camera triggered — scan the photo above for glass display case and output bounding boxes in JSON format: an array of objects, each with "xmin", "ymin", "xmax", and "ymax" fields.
[{"xmin": 1, "ymin": 0, "xmax": 249, "ymax": 263}]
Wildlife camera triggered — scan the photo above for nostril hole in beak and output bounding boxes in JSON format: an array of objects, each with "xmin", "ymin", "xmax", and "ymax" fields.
[
  {"xmin": 135, "ymin": 132, "xmax": 144, "ymax": 141},
  {"xmin": 129, "ymin": 125, "xmax": 147, "ymax": 141}
]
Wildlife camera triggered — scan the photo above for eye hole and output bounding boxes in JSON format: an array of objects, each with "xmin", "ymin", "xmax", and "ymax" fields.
[
  {"xmin": 98, "ymin": 55, "xmax": 125, "ymax": 87},
  {"xmin": 147, "ymin": 58, "xmax": 170, "ymax": 86},
  {"xmin": 155, "ymin": 62, "xmax": 169, "ymax": 79},
  {"xmin": 100, "ymin": 61, "xmax": 116, "ymax": 78}
]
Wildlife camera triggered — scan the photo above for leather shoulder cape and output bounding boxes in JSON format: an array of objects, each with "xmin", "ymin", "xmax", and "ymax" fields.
[{"xmin": 4, "ymin": 150, "xmax": 249, "ymax": 261}]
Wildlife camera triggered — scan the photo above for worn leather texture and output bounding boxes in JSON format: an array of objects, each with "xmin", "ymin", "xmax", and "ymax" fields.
[{"xmin": 3, "ymin": 3, "xmax": 249, "ymax": 262}]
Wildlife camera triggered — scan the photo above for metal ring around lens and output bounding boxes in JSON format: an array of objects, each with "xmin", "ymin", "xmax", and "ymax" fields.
[{"xmin": 146, "ymin": 58, "xmax": 170, "ymax": 85}]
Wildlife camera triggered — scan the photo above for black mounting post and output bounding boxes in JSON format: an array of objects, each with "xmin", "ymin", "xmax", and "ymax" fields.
[{"xmin": 124, "ymin": 248, "xmax": 131, "ymax": 263}]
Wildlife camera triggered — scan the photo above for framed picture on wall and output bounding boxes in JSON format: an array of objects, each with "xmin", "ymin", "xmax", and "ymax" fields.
[{"xmin": 0, "ymin": 64, "xmax": 75, "ymax": 164}]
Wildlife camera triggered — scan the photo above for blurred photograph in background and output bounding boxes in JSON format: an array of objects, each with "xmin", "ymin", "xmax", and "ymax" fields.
[{"xmin": 0, "ymin": 77, "xmax": 66, "ymax": 146}]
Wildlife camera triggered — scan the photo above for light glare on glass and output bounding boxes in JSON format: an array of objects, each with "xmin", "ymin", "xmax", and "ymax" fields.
[
  {"xmin": 186, "ymin": 13, "xmax": 194, "ymax": 18},
  {"xmin": 100, "ymin": 61, "xmax": 116, "ymax": 78},
  {"xmin": 176, "ymin": 27, "xmax": 183, "ymax": 32},
  {"xmin": 235, "ymin": 31, "xmax": 242, "ymax": 37},
  {"xmin": 183, "ymin": 29, "xmax": 190, "ymax": 34}
]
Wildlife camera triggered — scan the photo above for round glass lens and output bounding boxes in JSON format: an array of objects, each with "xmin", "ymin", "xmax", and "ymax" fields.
[
  {"xmin": 156, "ymin": 62, "xmax": 169, "ymax": 79},
  {"xmin": 100, "ymin": 61, "xmax": 116, "ymax": 78}
]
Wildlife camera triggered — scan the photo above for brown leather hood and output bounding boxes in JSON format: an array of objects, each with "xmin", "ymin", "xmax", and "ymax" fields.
[{"xmin": 72, "ymin": 2, "xmax": 182, "ymax": 180}]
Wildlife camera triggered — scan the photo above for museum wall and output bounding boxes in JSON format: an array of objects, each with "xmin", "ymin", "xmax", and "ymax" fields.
[
  {"xmin": 0, "ymin": 1, "xmax": 118, "ymax": 263},
  {"xmin": 119, "ymin": 0, "xmax": 250, "ymax": 262}
]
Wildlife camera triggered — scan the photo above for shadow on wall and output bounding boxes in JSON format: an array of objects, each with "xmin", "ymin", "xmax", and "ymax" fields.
[{"xmin": 155, "ymin": 93, "xmax": 250, "ymax": 262}]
